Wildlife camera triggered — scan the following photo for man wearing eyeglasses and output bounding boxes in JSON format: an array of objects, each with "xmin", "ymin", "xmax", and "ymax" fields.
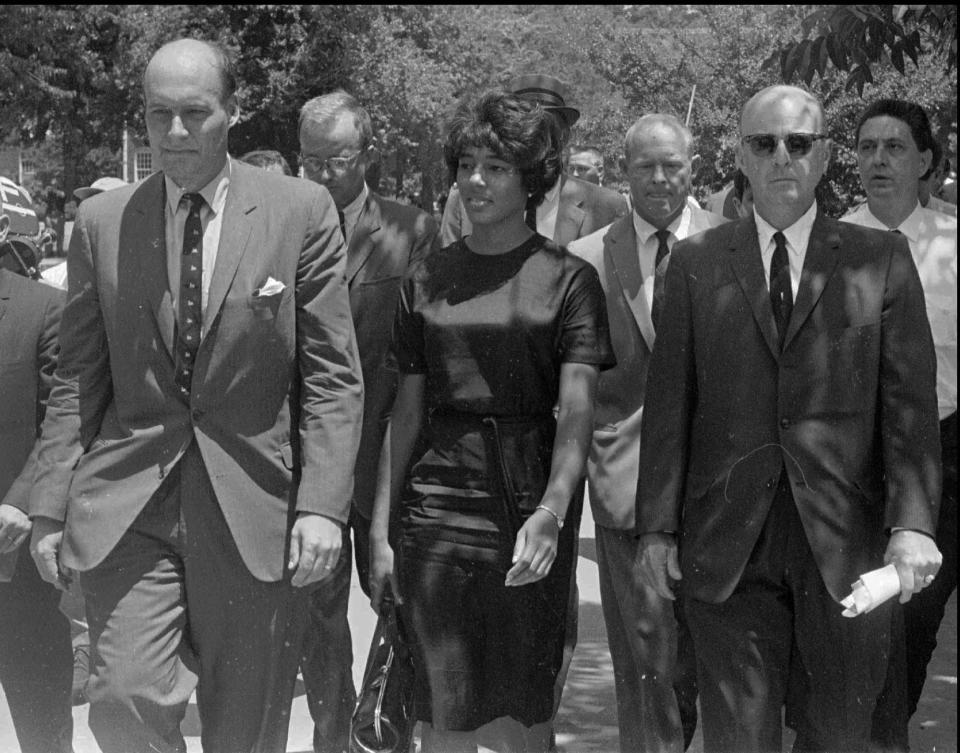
[
  {"xmin": 298, "ymin": 90, "xmax": 440, "ymax": 753},
  {"xmin": 635, "ymin": 85, "xmax": 942, "ymax": 752},
  {"xmin": 841, "ymin": 98, "xmax": 957, "ymax": 752}
]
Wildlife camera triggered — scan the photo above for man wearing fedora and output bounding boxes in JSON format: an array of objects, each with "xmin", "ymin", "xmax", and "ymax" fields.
[{"xmin": 439, "ymin": 73, "xmax": 629, "ymax": 247}]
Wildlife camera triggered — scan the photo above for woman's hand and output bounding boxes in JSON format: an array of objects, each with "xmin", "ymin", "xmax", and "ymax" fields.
[
  {"xmin": 369, "ymin": 535, "xmax": 402, "ymax": 612},
  {"xmin": 505, "ymin": 508, "xmax": 560, "ymax": 587}
]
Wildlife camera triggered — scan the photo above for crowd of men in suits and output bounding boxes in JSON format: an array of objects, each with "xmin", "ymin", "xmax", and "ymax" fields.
[{"xmin": 0, "ymin": 35, "xmax": 955, "ymax": 753}]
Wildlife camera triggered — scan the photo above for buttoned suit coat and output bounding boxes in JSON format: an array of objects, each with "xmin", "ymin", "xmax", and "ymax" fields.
[
  {"xmin": 569, "ymin": 208, "xmax": 727, "ymax": 529},
  {"xmin": 0, "ymin": 271, "xmax": 62, "ymax": 576},
  {"xmin": 440, "ymin": 175, "xmax": 629, "ymax": 247},
  {"xmin": 29, "ymin": 162, "xmax": 364, "ymax": 582},
  {"xmin": 636, "ymin": 212, "xmax": 942, "ymax": 603},
  {"xmin": 346, "ymin": 192, "xmax": 439, "ymax": 520}
]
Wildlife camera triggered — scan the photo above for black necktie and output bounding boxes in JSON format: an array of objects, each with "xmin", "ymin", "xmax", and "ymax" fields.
[
  {"xmin": 175, "ymin": 193, "xmax": 204, "ymax": 402},
  {"xmin": 337, "ymin": 209, "xmax": 347, "ymax": 244},
  {"xmin": 524, "ymin": 204, "xmax": 537, "ymax": 232},
  {"xmin": 769, "ymin": 231, "xmax": 793, "ymax": 350},
  {"xmin": 650, "ymin": 228, "xmax": 671, "ymax": 330}
]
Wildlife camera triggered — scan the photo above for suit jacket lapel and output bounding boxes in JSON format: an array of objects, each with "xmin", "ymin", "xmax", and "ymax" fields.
[
  {"xmin": 783, "ymin": 212, "xmax": 839, "ymax": 351},
  {"xmin": 604, "ymin": 217, "xmax": 656, "ymax": 350},
  {"xmin": 203, "ymin": 175, "xmax": 254, "ymax": 340},
  {"xmin": 730, "ymin": 217, "xmax": 781, "ymax": 360},
  {"xmin": 125, "ymin": 174, "xmax": 175, "ymax": 356},
  {"xmin": 554, "ymin": 178, "xmax": 586, "ymax": 246},
  {"xmin": 345, "ymin": 193, "xmax": 381, "ymax": 285}
]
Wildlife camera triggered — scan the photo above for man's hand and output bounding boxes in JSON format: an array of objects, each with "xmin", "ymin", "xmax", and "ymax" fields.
[
  {"xmin": 29, "ymin": 516, "xmax": 70, "ymax": 590},
  {"xmin": 288, "ymin": 512, "xmax": 343, "ymax": 587},
  {"xmin": 0, "ymin": 504, "xmax": 31, "ymax": 554},
  {"xmin": 635, "ymin": 532, "xmax": 682, "ymax": 600},
  {"xmin": 885, "ymin": 529, "xmax": 942, "ymax": 603}
]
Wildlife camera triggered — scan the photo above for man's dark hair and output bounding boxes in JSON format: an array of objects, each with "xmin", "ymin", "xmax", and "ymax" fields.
[
  {"xmin": 733, "ymin": 169, "xmax": 750, "ymax": 201},
  {"xmin": 443, "ymin": 90, "xmax": 563, "ymax": 208},
  {"xmin": 855, "ymin": 99, "xmax": 936, "ymax": 179},
  {"xmin": 240, "ymin": 149, "xmax": 292, "ymax": 175}
]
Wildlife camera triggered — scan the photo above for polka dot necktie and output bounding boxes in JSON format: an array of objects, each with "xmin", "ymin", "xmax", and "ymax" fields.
[
  {"xmin": 650, "ymin": 228, "xmax": 671, "ymax": 331},
  {"xmin": 174, "ymin": 193, "xmax": 204, "ymax": 401}
]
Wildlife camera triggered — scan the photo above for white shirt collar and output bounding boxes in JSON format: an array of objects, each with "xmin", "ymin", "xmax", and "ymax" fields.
[
  {"xmin": 165, "ymin": 157, "xmax": 231, "ymax": 216},
  {"xmin": 753, "ymin": 200, "xmax": 818, "ymax": 259},
  {"xmin": 632, "ymin": 204, "xmax": 692, "ymax": 248},
  {"xmin": 854, "ymin": 201, "xmax": 924, "ymax": 244}
]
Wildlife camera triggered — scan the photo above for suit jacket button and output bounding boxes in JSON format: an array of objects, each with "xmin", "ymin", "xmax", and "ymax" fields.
[
  {"xmin": 191, "ymin": 408, "xmax": 204, "ymax": 422},
  {"xmin": 780, "ymin": 417, "xmax": 791, "ymax": 429}
]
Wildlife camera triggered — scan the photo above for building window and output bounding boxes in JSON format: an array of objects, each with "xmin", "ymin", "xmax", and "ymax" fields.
[
  {"xmin": 20, "ymin": 158, "xmax": 36, "ymax": 182},
  {"xmin": 135, "ymin": 150, "xmax": 153, "ymax": 180}
]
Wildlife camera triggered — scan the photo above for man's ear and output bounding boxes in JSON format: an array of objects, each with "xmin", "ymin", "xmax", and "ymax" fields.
[
  {"xmin": 0, "ymin": 214, "xmax": 9, "ymax": 243},
  {"xmin": 690, "ymin": 154, "xmax": 701, "ymax": 177},
  {"xmin": 734, "ymin": 143, "xmax": 744, "ymax": 172},
  {"xmin": 227, "ymin": 96, "xmax": 240, "ymax": 128},
  {"xmin": 918, "ymin": 148, "xmax": 933, "ymax": 179}
]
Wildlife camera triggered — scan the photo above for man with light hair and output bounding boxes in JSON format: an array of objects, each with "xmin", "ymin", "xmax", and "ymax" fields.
[
  {"xmin": 298, "ymin": 89, "xmax": 440, "ymax": 753},
  {"xmin": 636, "ymin": 85, "xmax": 941, "ymax": 752},
  {"xmin": 569, "ymin": 112, "xmax": 726, "ymax": 752}
]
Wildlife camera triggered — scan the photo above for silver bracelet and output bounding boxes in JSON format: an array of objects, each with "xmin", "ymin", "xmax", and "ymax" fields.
[{"xmin": 534, "ymin": 504, "xmax": 564, "ymax": 531}]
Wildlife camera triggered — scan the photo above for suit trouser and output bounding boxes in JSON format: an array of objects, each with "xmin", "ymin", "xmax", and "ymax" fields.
[
  {"xmin": 685, "ymin": 473, "xmax": 892, "ymax": 753},
  {"xmin": 0, "ymin": 547, "xmax": 74, "ymax": 753},
  {"xmin": 79, "ymin": 443, "xmax": 310, "ymax": 753},
  {"xmin": 301, "ymin": 509, "xmax": 368, "ymax": 753},
  {"xmin": 871, "ymin": 411, "xmax": 958, "ymax": 750},
  {"xmin": 596, "ymin": 524, "xmax": 698, "ymax": 753}
]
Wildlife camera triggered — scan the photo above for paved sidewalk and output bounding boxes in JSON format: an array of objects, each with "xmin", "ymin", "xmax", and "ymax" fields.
[{"xmin": 1, "ymin": 502, "xmax": 956, "ymax": 752}]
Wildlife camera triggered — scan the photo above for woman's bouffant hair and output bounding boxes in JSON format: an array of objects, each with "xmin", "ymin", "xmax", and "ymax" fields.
[{"xmin": 443, "ymin": 91, "xmax": 563, "ymax": 209}]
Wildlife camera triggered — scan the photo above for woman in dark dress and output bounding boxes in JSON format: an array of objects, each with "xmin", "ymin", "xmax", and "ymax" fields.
[{"xmin": 369, "ymin": 91, "xmax": 614, "ymax": 753}]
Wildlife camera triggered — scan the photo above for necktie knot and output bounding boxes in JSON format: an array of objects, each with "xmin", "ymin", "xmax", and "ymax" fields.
[
  {"xmin": 183, "ymin": 192, "xmax": 204, "ymax": 213},
  {"xmin": 337, "ymin": 209, "xmax": 347, "ymax": 243}
]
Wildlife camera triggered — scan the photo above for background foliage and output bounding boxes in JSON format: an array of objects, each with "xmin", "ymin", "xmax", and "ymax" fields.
[{"xmin": 1, "ymin": 4, "xmax": 955, "ymax": 229}]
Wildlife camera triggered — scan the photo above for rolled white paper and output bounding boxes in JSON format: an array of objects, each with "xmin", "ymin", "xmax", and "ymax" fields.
[{"xmin": 840, "ymin": 563, "xmax": 901, "ymax": 617}]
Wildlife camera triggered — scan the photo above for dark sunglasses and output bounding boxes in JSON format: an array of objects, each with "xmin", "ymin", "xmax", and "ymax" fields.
[{"xmin": 741, "ymin": 133, "xmax": 827, "ymax": 158}]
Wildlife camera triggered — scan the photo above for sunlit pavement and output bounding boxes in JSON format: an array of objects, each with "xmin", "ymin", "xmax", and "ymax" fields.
[{"xmin": 2, "ymin": 502, "xmax": 955, "ymax": 752}]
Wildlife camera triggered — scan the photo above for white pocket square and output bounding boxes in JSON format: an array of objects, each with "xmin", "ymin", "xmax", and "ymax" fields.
[{"xmin": 255, "ymin": 277, "xmax": 286, "ymax": 297}]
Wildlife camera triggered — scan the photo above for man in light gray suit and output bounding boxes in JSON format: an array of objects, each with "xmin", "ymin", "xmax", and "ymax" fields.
[{"xmin": 569, "ymin": 114, "xmax": 726, "ymax": 753}]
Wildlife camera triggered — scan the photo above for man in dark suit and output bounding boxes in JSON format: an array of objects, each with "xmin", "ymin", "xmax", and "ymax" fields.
[
  {"xmin": 297, "ymin": 90, "xmax": 440, "ymax": 753},
  {"xmin": 635, "ymin": 85, "xmax": 943, "ymax": 752},
  {"xmin": 28, "ymin": 39, "xmax": 363, "ymax": 753},
  {"xmin": 0, "ymin": 202, "xmax": 72, "ymax": 753},
  {"xmin": 570, "ymin": 114, "xmax": 727, "ymax": 753},
  {"xmin": 440, "ymin": 74, "xmax": 628, "ymax": 247}
]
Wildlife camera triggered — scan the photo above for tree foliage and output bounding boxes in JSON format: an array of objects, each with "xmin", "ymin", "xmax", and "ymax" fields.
[
  {"xmin": 1, "ymin": 5, "xmax": 957, "ymax": 226},
  {"xmin": 771, "ymin": 5, "xmax": 957, "ymax": 95}
]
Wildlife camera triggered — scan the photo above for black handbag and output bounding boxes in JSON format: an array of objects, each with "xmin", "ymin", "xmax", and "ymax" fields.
[{"xmin": 349, "ymin": 599, "xmax": 416, "ymax": 753}]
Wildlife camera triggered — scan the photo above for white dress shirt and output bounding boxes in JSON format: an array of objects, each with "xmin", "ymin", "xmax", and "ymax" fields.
[
  {"xmin": 842, "ymin": 202, "xmax": 957, "ymax": 418},
  {"xmin": 753, "ymin": 201, "xmax": 818, "ymax": 299},
  {"xmin": 340, "ymin": 182, "xmax": 368, "ymax": 246},
  {"xmin": 165, "ymin": 159, "xmax": 231, "ymax": 329},
  {"xmin": 632, "ymin": 205, "xmax": 695, "ymax": 311},
  {"xmin": 536, "ymin": 179, "xmax": 562, "ymax": 240}
]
